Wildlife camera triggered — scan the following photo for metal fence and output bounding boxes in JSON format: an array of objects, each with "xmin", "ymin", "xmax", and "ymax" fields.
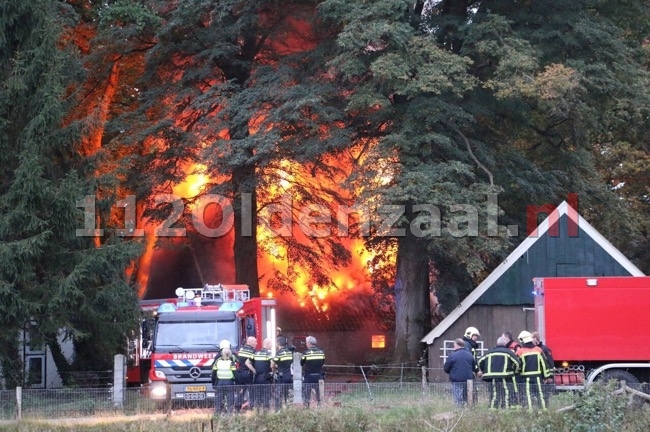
[
  {"xmin": 0, "ymin": 382, "xmax": 456, "ymax": 420},
  {"xmin": 1, "ymin": 366, "xmax": 647, "ymax": 420}
]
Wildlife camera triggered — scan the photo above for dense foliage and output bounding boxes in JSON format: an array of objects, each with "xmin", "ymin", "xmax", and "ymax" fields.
[
  {"xmin": 1, "ymin": 0, "xmax": 648, "ymax": 381},
  {"xmin": 0, "ymin": 0, "xmax": 141, "ymax": 387}
]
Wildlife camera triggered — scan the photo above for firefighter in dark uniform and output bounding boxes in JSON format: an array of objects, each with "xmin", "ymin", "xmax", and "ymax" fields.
[
  {"xmin": 516, "ymin": 331, "xmax": 552, "ymax": 410},
  {"xmin": 273, "ymin": 336, "xmax": 293, "ymax": 410},
  {"xmin": 252, "ymin": 338, "xmax": 274, "ymax": 411},
  {"xmin": 235, "ymin": 336, "xmax": 257, "ymax": 411},
  {"xmin": 532, "ymin": 331, "xmax": 555, "ymax": 407},
  {"xmin": 211, "ymin": 340, "xmax": 237, "ymax": 415},
  {"xmin": 502, "ymin": 331, "xmax": 522, "ymax": 352},
  {"xmin": 478, "ymin": 336, "xmax": 522, "ymax": 409},
  {"xmin": 462, "ymin": 327, "xmax": 481, "ymax": 404},
  {"xmin": 301, "ymin": 335, "xmax": 325, "ymax": 408}
]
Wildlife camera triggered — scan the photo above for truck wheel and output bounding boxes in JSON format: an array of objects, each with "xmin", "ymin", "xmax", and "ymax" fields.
[
  {"xmin": 599, "ymin": 370, "xmax": 647, "ymax": 407},
  {"xmin": 599, "ymin": 369, "xmax": 639, "ymax": 386}
]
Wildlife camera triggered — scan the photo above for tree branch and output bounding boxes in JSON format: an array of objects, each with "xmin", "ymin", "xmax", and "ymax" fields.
[{"xmin": 453, "ymin": 126, "xmax": 493, "ymax": 186}]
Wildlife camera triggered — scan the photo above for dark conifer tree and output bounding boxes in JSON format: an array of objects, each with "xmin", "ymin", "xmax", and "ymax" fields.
[{"xmin": 0, "ymin": 0, "xmax": 141, "ymax": 387}]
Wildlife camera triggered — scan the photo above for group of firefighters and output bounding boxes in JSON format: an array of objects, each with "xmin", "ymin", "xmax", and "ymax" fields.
[
  {"xmin": 445, "ymin": 326, "xmax": 554, "ymax": 410},
  {"xmin": 210, "ymin": 333, "xmax": 325, "ymax": 415}
]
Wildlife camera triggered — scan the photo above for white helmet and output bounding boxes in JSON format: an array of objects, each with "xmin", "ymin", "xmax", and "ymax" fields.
[
  {"xmin": 518, "ymin": 331, "xmax": 533, "ymax": 344},
  {"xmin": 464, "ymin": 327, "xmax": 480, "ymax": 338},
  {"xmin": 219, "ymin": 339, "xmax": 231, "ymax": 349}
]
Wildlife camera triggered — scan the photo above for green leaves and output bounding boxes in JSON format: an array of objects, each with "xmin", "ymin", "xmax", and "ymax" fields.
[
  {"xmin": 97, "ymin": 0, "xmax": 161, "ymax": 31},
  {"xmin": 0, "ymin": 0, "xmax": 142, "ymax": 385}
]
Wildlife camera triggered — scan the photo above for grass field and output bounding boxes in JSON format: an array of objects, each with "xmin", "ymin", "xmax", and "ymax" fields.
[{"xmin": 1, "ymin": 383, "xmax": 649, "ymax": 432}]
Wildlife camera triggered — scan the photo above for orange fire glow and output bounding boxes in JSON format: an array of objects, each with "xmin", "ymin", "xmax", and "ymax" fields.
[
  {"xmin": 128, "ymin": 8, "xmax": 396, "ymax": 304},
  {"xmin": 255, "ymin": 154, "xmax": 393, "ymax": 313}
]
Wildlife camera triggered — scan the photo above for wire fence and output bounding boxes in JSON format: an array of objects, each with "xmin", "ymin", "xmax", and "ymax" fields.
[
  {"xmin": 1, "ymin": 366, "xmax": 648, "ymax": 420},
  {"xmin": 57, "ymin": 370, "xmax": 114, "ymax": 388}
]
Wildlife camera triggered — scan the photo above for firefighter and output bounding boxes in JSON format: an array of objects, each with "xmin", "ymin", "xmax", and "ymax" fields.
[
  {"xmin": 276, "ymin": 326, "xmax": 296, "ymax": 352},
  {"xmin": 515, "ymin": 331, "xmax": 552, "ymax": 410},
  {"xmin": 252, "ymin": 338, "xmax": 274, "ymax": 411},
  {"xmin": 301, "ymin": 335, "xmax": 325, "ymax": 408},
  {"xmin": 462, "ymin": 327, "xmax": 481, "ymax": 404},
  {"xmin": 273, "ymin": 336, "xmax": 294, "ymax": 410},
  {"xmin": 211, "ymin": 340, "xmax": 237, "ymax": 415},
  {"xmin": 462, "ymin": 327, "xmax": 481, "ymax": 359},
  {"xmin": 235, "ymin": 336, "xmax": 257, "ymax": 411},
  {"xmin": 477, "ymin": 336, "xmax": 522, "ymax": 409},
  {"xmin": 532, "ymin": 331, "xmax": 555, "ymax": 407},
  {"xmin": 502, "ymin": 331, "xmax": 522, "ymax": 352}
]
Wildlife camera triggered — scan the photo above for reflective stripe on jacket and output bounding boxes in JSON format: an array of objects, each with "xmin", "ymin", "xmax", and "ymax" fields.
[
  {"xmin": 478, "ymin": 347, "xmax": 521, "ymax": 379},
  {"xmin": 516, "ymin": 346, "xmax": 551, "ymax": 378},
  {"xmin": 254, "ymin": 348, "xmax": 273, "ymax": 375},
  {"xmin": 213, "ymin": 357, "xmax": 236, "ymax": 380},
  {"xmin": 301, "ymin": 347, "xmax": 325, "ymax": 375}
]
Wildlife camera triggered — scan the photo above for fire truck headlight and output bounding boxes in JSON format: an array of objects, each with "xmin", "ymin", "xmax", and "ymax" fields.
[
  {"xmin": 151, "ymin": 384, "xmax": 167, "ymax": 398},
  {"xmin": 154, "ymin": 370, "xmax": 166, "ymax": 379}
]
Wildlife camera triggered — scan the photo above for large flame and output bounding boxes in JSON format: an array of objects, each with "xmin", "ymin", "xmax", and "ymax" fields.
[
  {"xmin": 127, "ymin": 10, "xmax": 396, "ymax": 308},
  {"xmin": 255, "ymin": 154, "xmax": 393, "ymax": 315}
]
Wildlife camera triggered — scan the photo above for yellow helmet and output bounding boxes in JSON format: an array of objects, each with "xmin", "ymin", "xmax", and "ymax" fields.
[
  {"xmin": 219, "ymin": 339, "xmax": 231, "ymax": 350},
  {"xmin": 518, "ymin": 331, "xmax": 533, "ymax": 344},
  {"xmin": 464, "ymin": 327, "xmax": 480, "ymax": 338}
]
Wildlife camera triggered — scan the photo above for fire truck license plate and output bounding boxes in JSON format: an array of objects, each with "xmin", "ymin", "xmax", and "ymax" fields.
[
  {"xmin": 184, "ymin": 392, "xmax": 206, "ymax": 400},
  {"xmin": 185, "ymin": 386, "xmax": 207, "ymax": 392}
]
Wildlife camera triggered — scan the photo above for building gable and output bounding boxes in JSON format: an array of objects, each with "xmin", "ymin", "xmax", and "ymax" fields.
[
  {"xmin": 421, "ymin": 201, "xmax": 643, "ymax": 345},
  {"xmin": 477, "ymin": 214, "xmax": 634, "ymax": 305}
]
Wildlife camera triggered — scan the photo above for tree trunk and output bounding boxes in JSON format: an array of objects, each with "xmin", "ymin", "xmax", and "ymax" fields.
[
  {"xmin": 232, "ymin": 161, "xmax": 260, "ymax": 298},
  {"xmin": 393, "ymin": 236, "xmax": 430, "ymax": 363},
  {"xmin": 46, "ymin": 335, "xmax": 73, "ymax": 386},
  {"xmin": 85, "ymin": 61, "xmax": 119, "ymax": 155}
]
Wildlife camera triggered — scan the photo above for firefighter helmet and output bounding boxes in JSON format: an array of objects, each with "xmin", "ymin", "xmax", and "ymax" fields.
[
  {"xmin": 464, "ymin": 327, "xmax": 480, "ymax": 338},
  {"xmin": 518, "ymin": 331, "xmax": 533, "ymax": 343},
  {"xmin": 219, "ymin": 339, "xmax": 231, "ymax": 349}
]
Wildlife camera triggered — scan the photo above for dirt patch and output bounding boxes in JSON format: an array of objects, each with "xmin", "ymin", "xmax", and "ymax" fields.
[{"xmin": 3, "ymin": 409, "xmax": 214, "ymax": 427}]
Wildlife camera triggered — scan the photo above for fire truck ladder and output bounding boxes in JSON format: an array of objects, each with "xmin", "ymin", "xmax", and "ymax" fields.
[{"xmin": 176, "ymin": 284, "xmax": 250, "ymax": 303}]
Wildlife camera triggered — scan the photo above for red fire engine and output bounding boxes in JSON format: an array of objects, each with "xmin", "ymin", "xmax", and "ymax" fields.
[
  {"xmin": 126, "ymin": 284, "xmax": 277, "ymax": 402},
  {"xmin": 533, "ymin": 276, "xmax": 650, "ymax": 390}
]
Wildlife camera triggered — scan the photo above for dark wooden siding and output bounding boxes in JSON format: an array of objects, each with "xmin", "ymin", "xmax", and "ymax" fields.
[
  {"xmin": 283, "ymin": 329, "xmax": 394, "ymax": 370},
  {"xmin": 427, "ymin": 305, "xmax": 532, "ymax": 381},
  {"xmin": 476, "ymin": 215, "xmax": 633, "ymax": 305}
]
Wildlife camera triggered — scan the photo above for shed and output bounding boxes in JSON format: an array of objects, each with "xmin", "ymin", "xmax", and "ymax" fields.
[{"xmin": 421, "ymin": 201, "xmax": 644, "ymax": 381}]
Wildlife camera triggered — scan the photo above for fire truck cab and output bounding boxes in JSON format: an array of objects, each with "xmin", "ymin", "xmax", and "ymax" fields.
[{"xmin": 126, "ymin": 284, "xmax": 277, "ymax": 403}]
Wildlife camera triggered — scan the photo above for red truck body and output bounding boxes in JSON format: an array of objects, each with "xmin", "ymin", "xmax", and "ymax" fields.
[{"xmin": 533, "ymin": 276, "xmax": 650, "ymax": 387}]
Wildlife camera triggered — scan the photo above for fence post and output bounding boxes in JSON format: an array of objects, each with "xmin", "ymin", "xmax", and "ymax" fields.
[
  {"xmin": 360, "ymin": 366, "xmax": 373, "ymax": 401},
  {"xmin": 421, "ymin": 366, "xmax": 427, "ymax": 399},
  {"xmin": 113, "ymin": 354, "xmax": 126, "ymax": 408},
  {"xmin": 16, "ymin": 386, "xmax": 22, "ymax": 421},
  {"xmin": 292, "ymin": 352, "xmax": 302, "ymax": 405},
  {"xmin": 467, "ymin": 380, "xmax": 474, "ymax": 407},
  {"xmin": 318, "ymin": 379, "xmax": 325, "ymax": 405}
]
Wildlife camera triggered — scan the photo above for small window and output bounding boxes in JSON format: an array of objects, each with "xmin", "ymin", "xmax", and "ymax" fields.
[
  {"xmin": 26, "ymin": 356, "xmax": 45, "ymax": 388},
  {"xmin": 371, "ymin": 335, "xmax": 385, "ymax": 349}
]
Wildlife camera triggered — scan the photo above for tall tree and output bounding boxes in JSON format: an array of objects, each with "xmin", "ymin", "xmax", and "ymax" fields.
[
  {"xmin": 318, "ymin": 0, "xmax": 511, "ymax": 362},
  {"xmin": 319, "ymin": 0, "xmax": 650, "ymax": 362},
  {"xmin": 115, "ymin": 0, "xmax": 353, "ymax": 299},
  {"xmin": 0, "ymin": 0, "xmax": 141, "ymax": 387}
]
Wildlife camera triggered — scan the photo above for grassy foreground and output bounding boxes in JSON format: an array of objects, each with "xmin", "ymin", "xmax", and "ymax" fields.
[{"xmin": 1, "ymin": 384, "xmax": 649, "ymax": 432}]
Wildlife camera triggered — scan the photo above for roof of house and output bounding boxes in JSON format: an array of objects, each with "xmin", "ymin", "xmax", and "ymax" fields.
[{"xmin": 421, "ymin": 200, "xmax": 644, "ymax": 345}]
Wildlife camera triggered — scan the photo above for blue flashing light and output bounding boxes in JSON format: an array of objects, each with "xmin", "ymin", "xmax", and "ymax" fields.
[
  {"xmin": 157, "ymin": 303, "xmax": 177, "ymax": 313},
  {"xmin": 176, "ymin": 301, "xmax": 189, "ymax": 308},
  {"xmin": 219, "ymin": 301, "xmax": 244, "ymax": 312}
]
